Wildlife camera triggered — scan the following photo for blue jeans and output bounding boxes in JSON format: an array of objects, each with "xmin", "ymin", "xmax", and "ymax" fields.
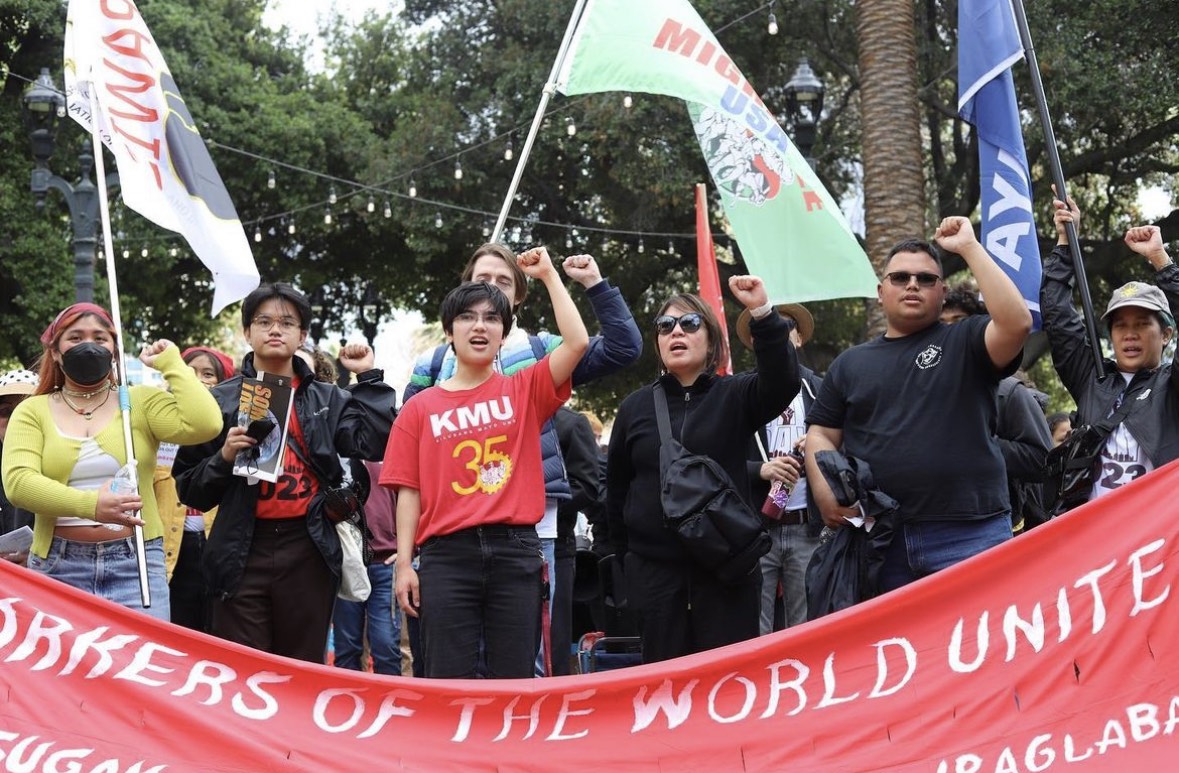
[
  {"xmin": 878, "ymin": 514, "xmax": 1011, "ymax": 593},
  {"xmin": 759, "ymin": 522, "xmax": 821, "ymax": 634},
  {"xmin": 30, "ymin": 536, "xmax": 170, "ymax": 621},
  {"xmin": 534, "ymin": 536, "xmax": 556, "ymax": 677},
  {"xmin": 418, "ymin": 524, "xmax": 543, "ymax": 679},
  {"xmin": 333, "ymin": 561, "xmax": 402, "ymax": 676}
]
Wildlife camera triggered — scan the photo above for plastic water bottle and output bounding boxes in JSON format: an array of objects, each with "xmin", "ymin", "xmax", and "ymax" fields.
[{"xmin": 107, "ymin": 463, "xmax": 139, "ymax": 531}]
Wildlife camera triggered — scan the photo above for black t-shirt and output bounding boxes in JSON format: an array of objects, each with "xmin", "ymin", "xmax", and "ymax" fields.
[{"xmin": 807, "ymin": 316, "xmax": 1016, "ymax": 521}]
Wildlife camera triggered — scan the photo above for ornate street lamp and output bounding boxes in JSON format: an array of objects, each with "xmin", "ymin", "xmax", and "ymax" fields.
[
  {"xmin": 359, "ymin": 283, "xmax": 382, "ymax": 346},
  {"xmin": 783, "ymin": 58, "xmax": 826, "ymax": 170},
  {"xmin": 21, "ymin": 68, "xmax": 120, "ymax": 303},
  {"xmin": 307, "ymin": 287, "xmax": 327, "ymax": 343}
]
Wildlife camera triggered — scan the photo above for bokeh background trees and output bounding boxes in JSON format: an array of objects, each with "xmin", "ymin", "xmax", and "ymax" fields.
[{"xmin": 2, "ymin": 0, "xmax": 1175, "ymax": 413}]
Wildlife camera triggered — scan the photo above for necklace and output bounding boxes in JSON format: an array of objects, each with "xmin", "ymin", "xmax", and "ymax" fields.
[
  {"xmin": 59, "ymin": 388, "xmax": 113, "ymax": 420},
  {"xmin": 61, "ymin": 384, "xmax": 113, "ymax": 399}
]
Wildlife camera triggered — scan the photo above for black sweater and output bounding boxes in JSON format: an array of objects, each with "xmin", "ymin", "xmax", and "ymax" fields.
[{"xmin": 606, "ymin": 312, "xmax": 799, "ymax": 562}]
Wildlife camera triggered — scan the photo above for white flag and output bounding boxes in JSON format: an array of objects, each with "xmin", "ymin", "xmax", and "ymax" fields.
[{"xmin": 64, "ymin": 0, "xmax": 259, "ymax": 315}]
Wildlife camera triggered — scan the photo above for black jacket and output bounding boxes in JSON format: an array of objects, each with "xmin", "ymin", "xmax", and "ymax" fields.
[
  {"xmin": 554, "ymin": 406, "xmax": 602, "ymax": 559},
  {"xmin": 1041, "ymin": 244, "xmax": 1179, "ymax": 467},
  {"xmin": 0, "ymin": 441, "xmax": 33, "ymax": 537},
  {"xmin": 606, "ymin": 312, "xmax": 799, "ymax": 561},
  {"xmin": 173, "ymin": 353, "xmax": 396, "ymax": 599}
]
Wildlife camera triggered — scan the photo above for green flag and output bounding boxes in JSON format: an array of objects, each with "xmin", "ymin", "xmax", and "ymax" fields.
[{"xmin": 556, "ymin": 0, "xmax": 877, "ymax": 303}]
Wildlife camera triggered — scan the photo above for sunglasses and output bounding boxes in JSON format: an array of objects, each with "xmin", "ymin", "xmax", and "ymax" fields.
[
  {"xmin": 884, "ymin": 271, "xmax": 942, "ymax": 288},
  {"xmin": 654, "ymin": 313, "xmax": 703, "ymax": 335}
]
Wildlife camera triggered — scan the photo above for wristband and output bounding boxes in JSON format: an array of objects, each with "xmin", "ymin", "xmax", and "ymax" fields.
[{"xmin": 749, "ymin": 301, "xmax": 774, "ymax": 320}]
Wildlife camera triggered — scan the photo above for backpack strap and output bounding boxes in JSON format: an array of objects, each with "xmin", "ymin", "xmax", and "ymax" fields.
[
  {"xmin": 1092, "ymin": 387, "xmax": 1140, "ymax": 437},
  {"xmin": 528, "ymin": 334, "xmax": 548, "ymax": 363},
  {"xmin": 652, "ymin": 382, "xmax": 673, "ymax": 444},
  {"xmin": 428, "ymin": 344, "xmax": 448, "ymax": 385}
]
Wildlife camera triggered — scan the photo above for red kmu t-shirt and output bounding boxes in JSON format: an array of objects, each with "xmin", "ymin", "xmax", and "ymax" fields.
[{"xmin": 380, "ymin": 359, "xmax": 569, "ymax": 545}]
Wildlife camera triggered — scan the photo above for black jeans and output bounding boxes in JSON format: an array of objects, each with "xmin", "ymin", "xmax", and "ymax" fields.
[
  {"xmin": 419, "ymin": 524, "xmax": 543, "ymax": 679},
  {"xmin": 624, "ymin": 551, "xmax": 761, "ymax": 663},
  {"xmin": 170, "ymin": 530, "xmax": 209, "ymax": 632}
]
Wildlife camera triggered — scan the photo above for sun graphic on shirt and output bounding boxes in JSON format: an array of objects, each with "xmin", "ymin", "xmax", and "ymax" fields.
[{"xmin": 479, "ymin": 453, "xmax": 513, "ymax": 494}]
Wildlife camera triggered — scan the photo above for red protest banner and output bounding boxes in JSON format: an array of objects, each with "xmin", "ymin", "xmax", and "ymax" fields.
[{"xmin": 2, "ymin": 461, "xmax": 1179, "ymax": 771}]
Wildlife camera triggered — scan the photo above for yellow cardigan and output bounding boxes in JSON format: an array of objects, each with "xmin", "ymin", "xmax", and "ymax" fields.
[{"xmin": 1, "ymin": 346, "xmax": 222, "ymax": 558}]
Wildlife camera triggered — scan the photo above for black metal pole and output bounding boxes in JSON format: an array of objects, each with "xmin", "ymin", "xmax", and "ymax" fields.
[
  {"xmin": 1010, "ymin": 0, "xmax": 1105, "ymax": 379},
  {"xmin": 69, "ymin": 156, "xmax": 100, "ymax": 303}
]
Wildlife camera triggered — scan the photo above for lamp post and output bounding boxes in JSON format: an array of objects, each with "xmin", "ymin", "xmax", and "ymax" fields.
[
  {"xmin": 783, "ymin": 58, "xmax": 826, "ymax": 170},
  {"xmin": 307, "ymin": 287, "xmax": 327, "ymax": 343},
  {"xmin": 21, "ymin": 68, "xmax": 120, "ymax": 303},
  {"xmin": 359, "ymin": 283, "xmax": 383, "ymax": 347}
]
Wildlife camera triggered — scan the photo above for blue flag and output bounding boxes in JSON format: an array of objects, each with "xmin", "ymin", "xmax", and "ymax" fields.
[{"xmin": 958, "ymin": 0, "xmax": 1042, "ymax": 329}]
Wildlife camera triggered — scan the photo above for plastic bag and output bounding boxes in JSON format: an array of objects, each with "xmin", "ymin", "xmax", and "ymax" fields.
[{"xmin": 336, "ymin": 520, "xmax": 371, "ymax": 602}]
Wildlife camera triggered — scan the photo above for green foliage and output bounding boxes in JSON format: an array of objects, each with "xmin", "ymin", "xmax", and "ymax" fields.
[{"xmin": 0, "ymin": 0, "xmax": 1175, "ymax": 417}]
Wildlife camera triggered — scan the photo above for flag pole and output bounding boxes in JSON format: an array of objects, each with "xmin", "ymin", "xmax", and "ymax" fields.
[
  {"xmin": 491, "ymin": 0, "xmax": 590, "ymax": 243},
  {"xmin": 87, "ymin": 86, "xmax": 152, "ymax": 608},
  {"xmin": 1009, "ymin": 0, "xmax": 1105, "ymax": 378}
]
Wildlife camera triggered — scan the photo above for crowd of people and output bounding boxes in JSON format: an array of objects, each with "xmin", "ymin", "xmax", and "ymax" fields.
[{"xmin": 0, "ymin": 199, "xmax": 1175, "ymax": 678}]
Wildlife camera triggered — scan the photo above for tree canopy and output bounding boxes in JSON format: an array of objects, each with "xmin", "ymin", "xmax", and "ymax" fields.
[{"xmin": 1, "ymin": 0, "xmax": 1175, "ymax": 414}]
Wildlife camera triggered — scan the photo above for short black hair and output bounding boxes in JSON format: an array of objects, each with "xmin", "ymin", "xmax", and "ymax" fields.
[
  {"xmin": 440, "ymin": 282, "xmax": 513, "ymax": 338},
  {"xmin": 241, "ymin": 282, "xmax": 312, "ymax": 331},
  {"xmin": 884, "ymin": 239, "xmax": 944, "ymax": 276},
  {"xmin": 943, "ymin": 285, "xmax": 986, "ymax": 316}
]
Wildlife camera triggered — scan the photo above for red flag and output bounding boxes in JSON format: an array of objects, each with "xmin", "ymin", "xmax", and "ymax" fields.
[{"xmin": 695, "ymin": 183, "xmax": 732, "ymax": 375}]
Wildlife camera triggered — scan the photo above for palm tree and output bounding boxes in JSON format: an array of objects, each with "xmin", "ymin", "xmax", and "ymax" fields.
[{"xmin": 856, "ymin": 0, "xmax": 928, "ymax": 335}]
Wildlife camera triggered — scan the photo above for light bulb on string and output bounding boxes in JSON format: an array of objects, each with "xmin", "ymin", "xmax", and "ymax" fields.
[
  {"xmin": 169, "ymin": 247, "xmax": 178, "ymax": 257},
  {"xmin": 324, "ymin": 207, "xmax": 332, "ymax": 226},
  {"xmin": 254, "ymin": 227, "xmax": 262, "ymax": 243},
  {"xmin": 623, "ymin": 94, "xmax": 633, "ymax": 109},
  {"xmin": 668, "ymin": 239, "xmax": 675, "ymax": 253},
  {"xmin": 767, "ymin": 11, "xmax": 779, "ymax": 35},
  {"xmin": 638, "ymin": 238, "xmax": 645, "ymax": 254},
  {"xmin": 454, "ymin": 158, "xmax": 463, "ymax": 181},
  {"xmin": 122, "ymin": 248, "xmax": 130, "ymax": 259},
  {"xmin": 504, "ymin": 137, "xmax": 514, "ymax": 161},
  {"xmin": 288, "ymin": 221, "xmax": 296, "ymax": 235},
  {"xmin": 409, "ymin": 178, "xmax": 417, "ymax": 198},
  {"xmin": 267, "ymin": 169, "xmax": 276, "ymax": 189},
  {"xmin": 140, "ymin": 247, "xmax": 148, "ymax": 258},
  {"xmin": 328, "ymin": 186, "xmax": 338, "ymax": 205},
  {"xmin": 483, "ymin": 223, "xmax": 491, "ymax": 238},
  {"xmin": 367, "ymin": 196, "xmax": 375, "ymax": 213},
  {"xmin": 383, "ymin": 200, "xmax": 392, "ymax": 218},
  {"xmin": 435, "ymin": 213, "xmax": 443, "ymax": 228},
  {"xmin": 565, "ymin": 233, "xmax": 573, "ymax": 249},
  {"xmin": 565, "ymin": 117, "xmax": 577, "ymax": 137}
]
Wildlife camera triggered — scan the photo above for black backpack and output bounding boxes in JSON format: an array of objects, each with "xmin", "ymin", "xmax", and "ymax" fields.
[{"xmin": 653, "ymin": 384, "xmax": 770, "ymax": 585}]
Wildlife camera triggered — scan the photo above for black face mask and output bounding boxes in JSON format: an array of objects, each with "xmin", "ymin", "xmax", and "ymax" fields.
[{"xmin": 61, "ymin": 342, "xmax": 113, "ymax": 386}]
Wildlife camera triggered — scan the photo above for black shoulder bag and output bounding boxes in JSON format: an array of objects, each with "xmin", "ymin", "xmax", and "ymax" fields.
[
  {"xmin": 653, "ymin": 383, "xmax": 770, "ymax": 585},
  {"xmin": 1044, "ymin": 392, "xmax": 1138, "ymax": 517}
]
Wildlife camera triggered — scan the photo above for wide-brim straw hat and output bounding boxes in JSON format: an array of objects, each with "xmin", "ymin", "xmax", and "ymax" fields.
[{"xmin": 735, "ymin": 304, "xmax": 814, "ymax": 350}]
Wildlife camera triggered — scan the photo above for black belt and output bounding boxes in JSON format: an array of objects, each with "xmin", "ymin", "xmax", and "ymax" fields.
[{"xmin": 778, "ymin": 509, "xmax": 807, "ymax": 526}]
